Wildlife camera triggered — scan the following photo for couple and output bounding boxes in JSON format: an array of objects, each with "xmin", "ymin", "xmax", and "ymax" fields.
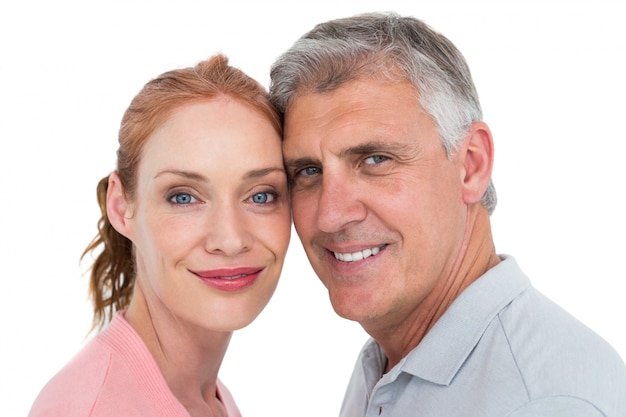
[{"xmin": 29, "ymin": 12, "xmax": 626, "ymax": 417}]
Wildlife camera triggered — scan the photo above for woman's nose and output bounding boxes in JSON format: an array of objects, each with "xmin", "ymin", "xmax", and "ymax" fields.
[{"xmin": 204, "ymin": 203, "xmax": 252, "ymax": 256}]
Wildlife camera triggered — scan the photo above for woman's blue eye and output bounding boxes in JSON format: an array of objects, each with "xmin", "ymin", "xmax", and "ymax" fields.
[
  {"xmin": 251, "ymin": 192, "xmax": 274, "ymax": 204},
  {"xmin": 170, "ymin": 193, "xmax": 195, "ymax": 204}
]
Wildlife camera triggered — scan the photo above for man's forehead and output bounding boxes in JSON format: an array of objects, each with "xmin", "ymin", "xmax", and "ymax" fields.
[{"xmin": 285, "ymin": 77, "xmax": 418, "ymax": 116}]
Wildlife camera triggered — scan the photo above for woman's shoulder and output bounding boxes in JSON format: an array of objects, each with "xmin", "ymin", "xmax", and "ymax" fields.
[
  {"xmin": 29, "ymin": 313, "xmax": 192, "ymax": 417},
  {"xmin": 28, "ymin": 313, "xmax": 143, "ymax": 416},
  {"xmin": 28, "ymin": 334, "xmax": 114, "ymax": 417}
]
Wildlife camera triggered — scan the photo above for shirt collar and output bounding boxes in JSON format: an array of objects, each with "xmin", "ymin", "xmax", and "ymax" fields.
[{"xmin": 381, "ymin": 255, "xmax": 531, "ymax": 385}]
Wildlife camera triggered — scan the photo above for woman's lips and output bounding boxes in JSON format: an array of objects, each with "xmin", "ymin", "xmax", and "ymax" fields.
[{"xmin": 192, "ymin": 267, "xmax": 264, "ymax": 292}]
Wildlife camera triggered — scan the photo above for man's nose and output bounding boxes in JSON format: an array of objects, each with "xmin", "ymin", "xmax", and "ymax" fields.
[{"xmin": 315, "ymin": 171, "xmax": 367, "ymax": 233}]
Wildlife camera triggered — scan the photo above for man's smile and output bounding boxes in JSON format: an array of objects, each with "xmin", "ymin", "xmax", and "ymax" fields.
[{"xmin": 332, "ymin": 244, "xmax": 387, "ymax": 262}]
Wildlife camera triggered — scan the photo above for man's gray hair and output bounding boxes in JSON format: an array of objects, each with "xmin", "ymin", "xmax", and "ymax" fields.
[{"xmin": 269, "ymin": 12, "xmax": 497, "ymax": 214}]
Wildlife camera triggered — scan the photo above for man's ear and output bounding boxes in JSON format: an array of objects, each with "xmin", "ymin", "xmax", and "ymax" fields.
[
  {"xmin": 106, "ymin": 172, "xmax": 133, "ymax": 239},
  {"xmin": 459, "ymin": 121, "xmax": 494, "ymax": 205}
]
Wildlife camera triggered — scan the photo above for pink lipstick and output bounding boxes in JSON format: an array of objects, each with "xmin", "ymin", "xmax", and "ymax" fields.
[{"xmin": 192, "ymin": 267, "xmax": 263, "ymax": 292}]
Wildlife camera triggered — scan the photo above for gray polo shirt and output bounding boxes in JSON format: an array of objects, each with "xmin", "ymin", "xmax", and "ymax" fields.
[{"xmin": 340, "ymin": 256, "xmax": 626, "ymax": 417}]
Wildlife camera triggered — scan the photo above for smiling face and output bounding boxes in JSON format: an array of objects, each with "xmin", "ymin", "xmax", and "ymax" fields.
[
  {"xmin": 283, "ymin": 78, "xmax": 470, "ymax": 333},
  {"xmin": 111, "ymin": 97, "xmax": 290, "ymax": 332}
]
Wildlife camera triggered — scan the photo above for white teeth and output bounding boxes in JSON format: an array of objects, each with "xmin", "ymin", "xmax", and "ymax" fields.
[
  {"xmin": 334, "ymin": 246, "xmax": 380, "ymax": 262},
  {"xmin": 220, "ymin": 274, "xmax": 246, "ymax": 280}
]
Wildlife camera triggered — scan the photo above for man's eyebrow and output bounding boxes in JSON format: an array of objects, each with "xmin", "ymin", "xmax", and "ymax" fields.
[
  {"xmin": 284, "ymin": 142, "xmax": 416, "ymax": 169},
  {"xmin": 339, "ymin": 141, "xmax": 414, "ymax": 157},
  {"xmin": 284, "ymin": 157, "xmax": 318, "ymax": 170}
]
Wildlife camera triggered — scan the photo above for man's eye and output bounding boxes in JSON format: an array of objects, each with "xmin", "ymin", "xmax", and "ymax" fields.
[
  {"xmin": 297, "ymin": 166, "xmax": 321, "ymax": 177},
  {"xmin": 169, "ymin": 193, "xmax": 197, "ymax": 205},
  {"xmin": 364, "ymin": 155, "xmax": 389, "ymax": 165},
  {"xmin": 249, "ymin": 192, "xmax": 276, "ymax": 204}
]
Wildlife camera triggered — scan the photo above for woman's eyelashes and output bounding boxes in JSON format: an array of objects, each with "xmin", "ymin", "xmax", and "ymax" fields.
[
  {"xmin": 247, "ymin": 190, "xmax": 278, "ymax": 205},
  {"xmin": 168, "ymin": 191, "xmax": 200, "ymax": 206},
  {"xmin": 165, "ymin": 187, "xmax": 282, "ymax": 207}
]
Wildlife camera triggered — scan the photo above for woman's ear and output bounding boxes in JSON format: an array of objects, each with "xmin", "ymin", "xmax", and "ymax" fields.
[
  {"xmin": 459, "ymin": 121, "xmax": 494, "ymax": 205},
  {"xmin": 106, "ymin": 172, "xmax": 134, "ymax": 239}
]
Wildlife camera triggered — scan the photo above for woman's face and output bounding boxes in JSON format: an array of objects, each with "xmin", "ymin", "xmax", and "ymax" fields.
[{"xmin": 118, "ymin": 97, "xmax": 290, "ymax": 332}]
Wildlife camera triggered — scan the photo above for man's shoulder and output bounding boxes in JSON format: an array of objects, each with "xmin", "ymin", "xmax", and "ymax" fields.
[
  {"xmin": 492, "ymin": 284, "xmax": 626, "ymax": 415},
  {"xmin": 500, "ymin": 284, "xmax": 624, "ymax": 365}
]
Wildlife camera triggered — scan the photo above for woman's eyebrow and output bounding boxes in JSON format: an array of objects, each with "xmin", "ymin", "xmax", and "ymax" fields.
[
  {"xmin": 154, "ymin": 167, "xmax": 285, "ymax": 182},
  {"xmin": 154, "ymin": 169, "xmax": 208, "ymax": 181},
  {"xmin": 243, "ymin": 166, "xmax": 286, "ymax": 180}
]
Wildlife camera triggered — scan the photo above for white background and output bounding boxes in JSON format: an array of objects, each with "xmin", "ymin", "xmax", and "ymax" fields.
[{"xmin": 1, "ymin": 1, "xmax": 625, "ymax": 416}]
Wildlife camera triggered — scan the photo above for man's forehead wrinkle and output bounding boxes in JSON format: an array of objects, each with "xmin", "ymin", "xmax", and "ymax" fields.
[
  {"xmin": 284, "ymin": 85, "xmax": 419, "ymax": 162},
  {"xmin": 285, "ymin": 119, "xmax": 422, "ymax": 165}
]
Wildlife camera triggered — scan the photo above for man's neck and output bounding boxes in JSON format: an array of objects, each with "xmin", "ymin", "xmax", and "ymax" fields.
[{"xmin": 367, "ymin": 205, "xmax": 500, "ymax": 373}]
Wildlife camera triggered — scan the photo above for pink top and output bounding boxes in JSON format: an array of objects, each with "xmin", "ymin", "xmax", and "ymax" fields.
[{"xmin": 29, "ymin": 312, "xmax": 241, "ymax": 417}]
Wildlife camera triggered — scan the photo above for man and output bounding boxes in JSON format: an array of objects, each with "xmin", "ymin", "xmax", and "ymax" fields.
[{"xmin": 269, "ymin": 12, "xmax": 626, "ymax": 416}]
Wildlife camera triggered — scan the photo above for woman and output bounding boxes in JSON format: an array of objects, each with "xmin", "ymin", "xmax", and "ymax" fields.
[{"xmin": 28, "ymin": 54, "xmax": 291, "ymax": 417}]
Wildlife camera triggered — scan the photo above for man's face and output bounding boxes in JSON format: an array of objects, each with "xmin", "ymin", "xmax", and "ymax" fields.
[{"xmin": 283, "ymin": 78, "xmax": 469, "ymax": 333}]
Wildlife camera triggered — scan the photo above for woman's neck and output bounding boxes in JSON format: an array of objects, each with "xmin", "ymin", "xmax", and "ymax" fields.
[{"xmin": 125, "ymin": 284, "xmax": 232, "ymax": 416}]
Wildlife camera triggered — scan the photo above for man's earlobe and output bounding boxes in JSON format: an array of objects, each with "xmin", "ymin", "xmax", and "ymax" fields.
[
  {"xmin": 460, "ymin": 121, "xmax": 494, "ymax": 205},
  {"xmin": 106, "ymin": 172, "xmax": 133, "ymax": 239}
]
